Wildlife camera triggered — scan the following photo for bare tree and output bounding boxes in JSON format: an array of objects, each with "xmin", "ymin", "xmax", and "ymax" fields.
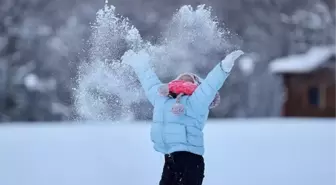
[
  {"xmin": 0, "ymin": 0, "xmax": 334, "ymax": 121},
  {"xmin": 0, "ymin": 0, "xmax": 99, "ymax": 121}
]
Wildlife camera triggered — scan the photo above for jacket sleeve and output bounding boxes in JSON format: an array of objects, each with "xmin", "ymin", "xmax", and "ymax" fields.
[
  {"xmin": 187, "ymin": 63, "xmax": 229, "ymax": 111},
  {"xmin": 129, "ymin": 60, "xmax": 162, "ymax": 106}
]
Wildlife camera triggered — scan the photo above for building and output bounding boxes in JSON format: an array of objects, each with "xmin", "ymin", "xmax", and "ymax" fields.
[{"xmin": 269, "ymin": 45, "xmax": 335, "ymax": 117}]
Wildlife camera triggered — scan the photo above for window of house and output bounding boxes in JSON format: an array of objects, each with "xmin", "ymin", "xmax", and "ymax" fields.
[
  {"xmin": 308, "ymin": 87, "xmax": 319, "ymax": 105},
  {"xmin": 308, "ymin": 86, "xmax": 326, "ymax": 109}
]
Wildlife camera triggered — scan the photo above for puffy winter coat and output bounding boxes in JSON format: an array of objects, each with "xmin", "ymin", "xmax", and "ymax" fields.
[{"xmin": 131, "ymin": 60, "xmax": 230, "ymax": 156}]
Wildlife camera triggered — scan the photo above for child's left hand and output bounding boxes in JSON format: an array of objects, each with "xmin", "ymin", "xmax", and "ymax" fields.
[{"xmin": 220, "ymin": 50, "xmax": 244, "ymax": 73}]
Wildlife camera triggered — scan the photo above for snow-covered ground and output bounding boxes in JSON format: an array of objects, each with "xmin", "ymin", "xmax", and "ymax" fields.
[{"xmin": 0, "ymin": 118, "xmax": 335, "ymax": 185}]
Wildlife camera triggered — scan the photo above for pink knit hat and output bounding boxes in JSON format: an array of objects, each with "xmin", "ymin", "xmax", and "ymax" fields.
[{"xmin": 158, "ymin": 73, "xmax": 221, "ymax": 115}]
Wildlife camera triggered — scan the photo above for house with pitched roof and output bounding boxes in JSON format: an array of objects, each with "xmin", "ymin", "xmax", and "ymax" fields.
[{"xmin": 269, "ymin": 45, "xmax": 335, "ymax": 117}]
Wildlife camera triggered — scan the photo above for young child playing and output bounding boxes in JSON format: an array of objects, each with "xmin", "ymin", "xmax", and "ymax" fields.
[{"xmin": 121, "ymin": 49, "xmax": 244, "ymax": 185}]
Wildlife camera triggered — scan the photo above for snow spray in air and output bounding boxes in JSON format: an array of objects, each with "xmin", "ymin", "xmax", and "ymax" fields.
[
  {"xmin": 73, "ymin": 1, "xmax": 236, "ymax": 121},
  {"xmin": 73, "ymin": 1, "xmax": 146, "ymax": 121}
]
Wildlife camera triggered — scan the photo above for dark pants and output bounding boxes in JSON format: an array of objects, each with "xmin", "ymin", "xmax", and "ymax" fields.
[{"xmin": 159, "ymin": 151, "xmax": 205, "ymax": 185}]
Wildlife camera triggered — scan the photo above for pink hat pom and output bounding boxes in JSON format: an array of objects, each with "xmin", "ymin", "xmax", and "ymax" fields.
[
  {"xmin": 209, "ymin": 93, "xmax": 221, "ymax": 109},
  {"xmin": 158, "ymin": 84, "xmax": 169, "ymax": 96},
  {"xmin": 172, "ymin": 103, "xmax": 184, "ymax": 115}
]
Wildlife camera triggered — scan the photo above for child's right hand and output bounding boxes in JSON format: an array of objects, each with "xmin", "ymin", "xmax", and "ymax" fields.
[{"xmin": 121, "ymin": 49, "xmax": 151, "ymax": 68}]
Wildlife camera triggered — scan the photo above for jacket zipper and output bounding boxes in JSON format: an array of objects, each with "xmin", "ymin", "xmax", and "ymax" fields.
[{"xmin": 162, "ymin": 99, "xmax": 169, "ymax": 153}]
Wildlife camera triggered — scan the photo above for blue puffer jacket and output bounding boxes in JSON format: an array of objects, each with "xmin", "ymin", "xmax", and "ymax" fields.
[{"xmin": 131, "ymin": 60, "xmax": 230, "ymax": 156}]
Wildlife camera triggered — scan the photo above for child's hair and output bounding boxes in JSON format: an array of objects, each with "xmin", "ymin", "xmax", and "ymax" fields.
[{"xmin": 168, "ymin": 92, "xmax": 178, "ymax": 99}]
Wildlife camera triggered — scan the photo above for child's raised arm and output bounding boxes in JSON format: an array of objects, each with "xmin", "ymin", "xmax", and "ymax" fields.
[
  {"xmin": 121, "ymin": 49, "xmax": 162, "ymax": 106},
  {"xmin": 187, "ymin": 50, "xmax": 244, "ymax": 111}
]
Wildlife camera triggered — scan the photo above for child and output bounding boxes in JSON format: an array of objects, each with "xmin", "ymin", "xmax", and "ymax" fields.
[{"xmin": 121, "ymin": 49, "xmax": 244, "ymax": 185}]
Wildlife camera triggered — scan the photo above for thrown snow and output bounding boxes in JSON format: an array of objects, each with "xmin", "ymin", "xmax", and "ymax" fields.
[
  {"xmin": 0, "ymin": 119, "xmax": 335, "ymax": 185},
  {"xmin": 74, "ymin": 3, "xmax": 232, "ymax": 121},
  {"xmin": 269, "ymin": 45, "xmax": 335, "ymax": 73},
  {"xmin": 238, "ymin": 55, "xmax": 255, "ymax": 76}
]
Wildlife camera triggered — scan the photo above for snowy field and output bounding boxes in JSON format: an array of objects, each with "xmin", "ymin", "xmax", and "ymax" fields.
[{"xmin": 0, "ymin": 119, "xmax": 335, "ymax": 185}]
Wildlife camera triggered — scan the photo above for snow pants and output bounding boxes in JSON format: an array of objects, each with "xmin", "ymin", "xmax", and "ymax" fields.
[{"xmin": 159, "ymin": 151, "xmax": 204, "ymax": 185}]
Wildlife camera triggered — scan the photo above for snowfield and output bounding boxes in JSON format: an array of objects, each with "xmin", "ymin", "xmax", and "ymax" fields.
[{"xmin": 0, "ymin": 118, "xmax": 335, "ymax": 185}]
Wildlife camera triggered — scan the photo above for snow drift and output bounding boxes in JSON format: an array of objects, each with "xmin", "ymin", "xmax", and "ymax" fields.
[{"xmin": 0, "ymin": 119, "xmax": 335, "ymax": 185}]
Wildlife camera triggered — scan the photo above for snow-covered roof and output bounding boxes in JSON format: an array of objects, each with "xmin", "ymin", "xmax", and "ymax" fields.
[{"xmin": 269, "ymin": 45, "xmax": 335, "ymax": 74}]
